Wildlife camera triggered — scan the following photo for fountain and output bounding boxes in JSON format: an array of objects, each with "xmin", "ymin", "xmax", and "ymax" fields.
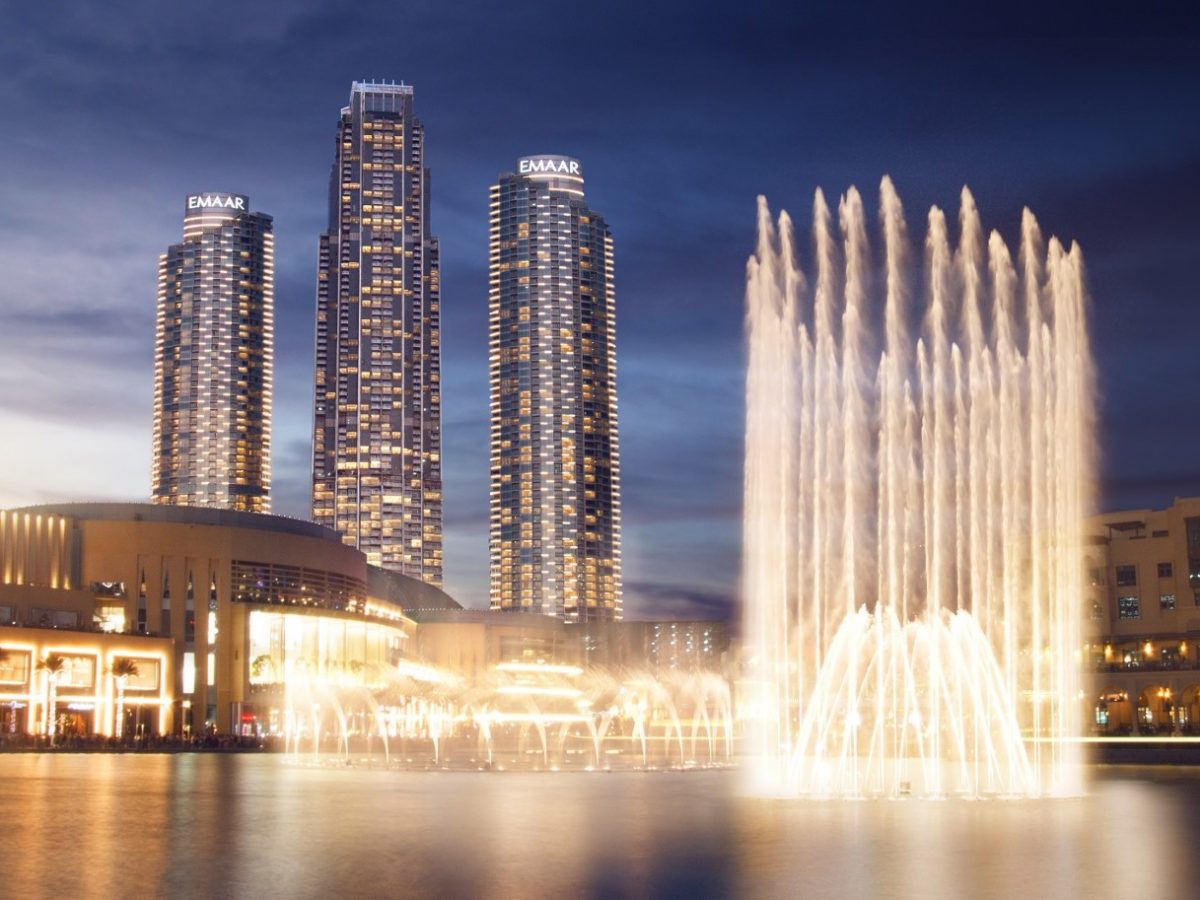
[
  {"xmin": 271, "ymin": 658, "xmax": 735, "ymax": 771},
  {"xmin": 742, "ymin": 178, "xmax": 1094, "ymax": 797}
]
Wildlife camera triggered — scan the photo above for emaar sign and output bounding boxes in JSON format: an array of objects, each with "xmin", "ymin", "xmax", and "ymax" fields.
[
  {"xmin": 186, "ymin": 193, "xmax": 248, "ymax": 213},
  {"xmin": 518, "ymin": 156, "xmax": 582, "ymax": 178}
]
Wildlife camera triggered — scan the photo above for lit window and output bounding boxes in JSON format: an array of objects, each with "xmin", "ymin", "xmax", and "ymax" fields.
[
  {"xmin": 1118, "ymin": 596, "xmax": 1140, "ymax": 619},
  {"xmin": 182, "ymin": 652, "xmax": 196, "ymax": 694}
]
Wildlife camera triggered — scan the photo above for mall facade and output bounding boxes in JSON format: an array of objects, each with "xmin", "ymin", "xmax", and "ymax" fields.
[
  {"xmin": 0, "ymin": 502, "xmax": 726, "ymax": 743},
  {"xmin": 0, "ymin": 503, "xmax": 457, "ymax": 738}
]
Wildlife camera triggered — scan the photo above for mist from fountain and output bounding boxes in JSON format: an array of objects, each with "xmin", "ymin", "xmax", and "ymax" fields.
[
  {"xmin": 742, "ymin": 178, "xmax": 1093, "ymax": 798},
  {"xmin": 275, "ymin": 660, "xmax": 734, "ymax": 772}
]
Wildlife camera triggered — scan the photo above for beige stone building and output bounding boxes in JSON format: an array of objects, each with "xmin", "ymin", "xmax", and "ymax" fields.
[
  {"xmin": 1086, "ymin": 497, "xmax": 1200, "ymax": 734},
  {"xmin": 1, "ymin": 503, "xmax": 457, "ymax": 737},
  {"xmin": 0, "ymin": 621, "xmax": 173, "ymax": 739},
  {"xmin": 1, "ymin": 503, "xmax": 728, "ymax": 745}
]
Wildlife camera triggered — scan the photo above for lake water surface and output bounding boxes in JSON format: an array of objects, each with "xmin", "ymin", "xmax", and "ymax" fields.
[{"xmin": 1, "ymin": 755, "xmax": 1196, "ymax": 899}]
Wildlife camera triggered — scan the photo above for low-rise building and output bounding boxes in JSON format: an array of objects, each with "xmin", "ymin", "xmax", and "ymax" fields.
[
  {"xmin": 1, "ymin": 502, "xmax": 729, "ymax": 746},
  {"xmin": 1086, "ymin": 497, "xmax": 1200, "ymax": 733},
  {"xmin": 409, "ymin": 609, "xmax": 731, "ymax": 677},
  {"xmin": 0, "ymin": 503, "xmax": 458, "ymax": 738}
]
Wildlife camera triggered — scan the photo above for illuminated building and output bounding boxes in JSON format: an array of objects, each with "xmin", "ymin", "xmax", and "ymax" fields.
[
  {"xmin": 153, "ymin": 192, "xmax": 274, "ymax": 512},
  {"xmin": 0, "ymin": 510, "xmax": 175, "ymax": 736},
  {"xmin": 312, "ymin": 81, "xmax": 443, "ymax": 583},
  {"xmin": 0, "ymin": 623, "xmax": 174, "ymax": 740},
  {"xmin": 1084, "ymin": 497, "xmax": 1200, "ymax": 735},
  {"xmin": 411, "ymin": 609, "xmax": 573, "ymax": 679},
  {"xmin": 577, "ymin": 620, "xmax": 730, "ymax": 672},
  {"xmin": 409, "ymin": 609, "xmax": 729, "ymax": 678},
  {"xmin": 489, "ymin": 155, "xmax": 621, "ymax": 621},
  {"xmin": 0, "ymin": 504, "xmax": 458, "ymax": 737}
]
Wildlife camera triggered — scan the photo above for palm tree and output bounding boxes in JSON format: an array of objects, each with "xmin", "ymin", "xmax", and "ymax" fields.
[
  {"xmin": 36, "ymin": 654, "xmax": 66, "ymax": 743},
  {"xmin": 250, "ymin": 654, "xmax": 270, "ymax": 680},
  {"xmin": 111, "ymin": 658, "xmax": 139, "ymax": 741}
]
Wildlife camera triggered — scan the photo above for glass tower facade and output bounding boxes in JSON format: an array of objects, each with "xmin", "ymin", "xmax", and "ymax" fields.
[
  {"xmin": 489, "ymin": 156, "xmax": 621, "ymax": 621},
  {"xmin": 311, "ymin": 81, "xmax": 443, "ymax": 584},
  {"xmin": 153, "ymin": 192, "xmax": 274, "ymax": 513}
]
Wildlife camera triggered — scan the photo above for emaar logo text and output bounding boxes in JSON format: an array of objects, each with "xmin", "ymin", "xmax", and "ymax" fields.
[
  {"xmin": 187, "ymin": 194, "xmax": 247, "ymax": 211},
  {"xmin": 518, "ymin": 158, "xmax": 580, "ymax": 176}
]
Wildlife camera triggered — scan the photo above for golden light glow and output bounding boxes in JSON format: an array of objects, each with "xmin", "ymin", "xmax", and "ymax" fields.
[{"xmin": 494, "ymin": 662, "xmax": 583, "ymax": 677}]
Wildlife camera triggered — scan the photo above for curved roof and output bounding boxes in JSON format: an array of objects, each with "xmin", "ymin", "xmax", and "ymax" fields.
[
  {"xmin": 4, "ymin": 502, "xmax": 462, "ymax": 611},
  {"xmin": 368, "ymin": 566, "xmax": 461, "ymax": 612},
  {"xmin": 6, "ymin": 502, "xmax": 336, "ymax": 542}
]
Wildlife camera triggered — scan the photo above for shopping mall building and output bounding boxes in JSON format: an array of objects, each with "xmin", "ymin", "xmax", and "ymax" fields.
[
  {"xmin": 0, "ymin": 503, "xmax": 729, "ymax": 743},
  {"xmin": 0, "ymin": 503, "xmax": 457, "ymax": 738},
  {"xmin": 19, "ymin": 493, "xmax": 1200, "ymax": 743}
]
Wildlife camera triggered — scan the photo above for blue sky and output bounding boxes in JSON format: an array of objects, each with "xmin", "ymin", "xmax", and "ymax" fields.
[{"xmin": 1, "ymin": 1, "xmax": 1198, "ymax": 616}]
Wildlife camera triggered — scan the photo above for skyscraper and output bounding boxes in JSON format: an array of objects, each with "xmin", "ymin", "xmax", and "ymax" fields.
[
  {"xmin": 153, "ymin": 192, "xmax": 274, "ymax": 513},
  {"xmin": 489, "ymin": 155, "xmax": 622, "ymax": 621},
  {"xmin": 312, "ymin": 81, "xmax": 443, "ymax": 584}
]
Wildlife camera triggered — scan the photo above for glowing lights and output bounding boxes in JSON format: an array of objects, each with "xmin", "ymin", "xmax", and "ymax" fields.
[
  {"xmin": 494, "ymin": 662, "xmax": 582, "ymax": 677},
  {"xmin": 744, "ymin": 185, "xmax": 1091, "ymax": 798},
  {"xmin": 495, "ymin": 685, "xmax": 583, "ymax": 699},
  {"xmin": 0, "ymin": 512, "xmax": 71, "ymax": 590},
  {"xmin": 248, "ymin": 610, "xmax": 411, "ymax": 689},
  {"xmin": 488, "ymin": 157, "xmax": 622, "ymax": 620},
  {"xmin": 314, "ymin": 86, "xmax": 444, "ymax": 582},
  {"xmin": 182, "ymin": 652, "xmax": 196, "ymax": 694},
  {"xmin": 394, "ymin": 659, "xmax": 450, "ymax": 684},
  {"xmin": 269, "ymin": 657, "xmax": 733, "ymax": 770},
  {"xmin": 154, "ymin": 194, "xmax": 273, "ymax": 513}
]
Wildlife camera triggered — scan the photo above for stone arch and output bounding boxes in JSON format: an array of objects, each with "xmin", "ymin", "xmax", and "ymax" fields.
[
  {"xmin": 1137, "ymin": 683, "xmax": 1173, "ymax": 734},
  {"xmin": 1095, "ymin": 685, "xmax": 1131, "ymax": 734},
  {"xmin": 1178, "ymin": 684, "xmax": 1200, "ymax": 735}
]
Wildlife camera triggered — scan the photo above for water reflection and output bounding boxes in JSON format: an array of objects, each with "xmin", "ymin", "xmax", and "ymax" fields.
[{"xmin": 1, "ymin": 757, "xmax": 1197, "ymax": 899}]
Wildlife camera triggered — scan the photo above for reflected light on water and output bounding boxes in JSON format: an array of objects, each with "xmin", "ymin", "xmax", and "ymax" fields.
[{"xmin": 2, "ymin": 757, "xmax": 1199, "ymax": 899}]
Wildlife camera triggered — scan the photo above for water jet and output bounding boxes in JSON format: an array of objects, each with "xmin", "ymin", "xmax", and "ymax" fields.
[{"xmin": 742, "ymin": 179, "xmax": 1093, "ymax": 798}]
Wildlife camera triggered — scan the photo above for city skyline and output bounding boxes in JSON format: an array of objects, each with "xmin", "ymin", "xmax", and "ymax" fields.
[{"xmin": 1, "ymin": 2, "xmax": 1198, "ymax": 618}]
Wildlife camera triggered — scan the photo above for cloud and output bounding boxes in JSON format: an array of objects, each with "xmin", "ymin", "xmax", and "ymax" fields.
[
  {"xmin": 0, "ymin": 411, "xmax": 147, "ymax": 508},
  {"xmin": 2, "ymin": 0, "xmax": 1199, "ymax": 616},
  {"xmin": 623, "ymin": 581, "xmax": 734, "ymax": 622}
]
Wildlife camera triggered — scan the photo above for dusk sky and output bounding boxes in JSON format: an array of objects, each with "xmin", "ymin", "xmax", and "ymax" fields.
[{"xmin": 1, "ymin": 2, "xmax": 1198, "ymax": 617}]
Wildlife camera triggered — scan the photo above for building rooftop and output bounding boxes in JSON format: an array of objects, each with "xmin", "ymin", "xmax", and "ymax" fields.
[
  {"xmin": 3, "ymin": 502, "xmax": 464, "ymax": 612},
  {"xmin": 5, "ymin": 502, "xmax": 338, "ymax": 543},
  {"xmin": 406, "ymin": 608, "xmax": 560, "ymax": 628},
  {"xmin": 351, "ymin": 80, "xmax": 412, "ymax": 96},
  {"xmin": 367, "ymin": 566, "xmax": 460, "ymax": 612}
]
